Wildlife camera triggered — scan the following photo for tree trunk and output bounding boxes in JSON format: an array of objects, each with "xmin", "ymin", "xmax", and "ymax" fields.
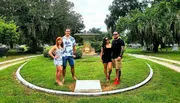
[
  {"xmin": 153, "ymin": 43, "xmax": 159, "ymax": 52},
  {"xmin": 153, "ymin": 38, "xmax": 159, "ymax": 52},
  {"xmin": 10, "ymin": 41, "xmax": 13, "ymax": 49}
]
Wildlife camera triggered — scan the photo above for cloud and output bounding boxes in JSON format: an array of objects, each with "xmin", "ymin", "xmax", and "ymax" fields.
[{"xmin": 68, "ymin": 0, "xmax": 113, "ymax": 32}]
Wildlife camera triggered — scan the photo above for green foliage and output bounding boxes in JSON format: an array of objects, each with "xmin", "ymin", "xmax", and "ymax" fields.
[
  {"xmin": 27, "ymin": 47, "xmax": 44, "ymax": 53},
  {"xmin": 88, "ymin": 27, "xmax": 112, "ymax": 41},
  {"xmin": 75, "ymin": 48, "xmax": 82, "ymax": 59},
  {"xmin": 91, "ymin": 41, "xmax": 102, "ymax": 53},
  {"xmin": 0, "ymin": 17, "xmax": 20, "ymax": 46},
  {"xmin": 0, "ymin": 0, "xmax": 85, "ymax": 51},
  {"xmin": 43, "ymin": 46, "xmax": 52, "ymax": 58},
  {"xmin": 116, "ymin": 0, "xmax": 180, "ymax": 52},
  {"xmin": 105, "ymin": 0, "xmax": 148, "ymax": 33}
]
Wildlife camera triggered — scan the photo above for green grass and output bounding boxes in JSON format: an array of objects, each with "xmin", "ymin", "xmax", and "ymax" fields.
[
  {"xmin": 0, "ymin": 56, "xmax": 180, "ymax": 103},
  {"xmin": 20, "ymin": 55, "xmax": 149, "ymax": 91},
  {"xmin": 126, "ymin": 48, "xmax": 180, "ymax": 61}
]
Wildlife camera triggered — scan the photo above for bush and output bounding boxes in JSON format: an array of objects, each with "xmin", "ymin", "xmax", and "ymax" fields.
[
  {"xmin": 91, "ymin": 41, "xmax": 102, "ymax": 53},
  {"xmin": 75, "ymin": 48, "xmax": 82, "ymax": 59},
  {"xmin": 43, "ymin": 46, "xmax": 52, "ymax": 58},
  {"xmin": 27, "ymin": 46, "xmax": 44, "ymax": 53},
  {"xmin": 36, "ymin": 47, "xmax": 44, "ymax": 53},
  {"xmin": 0, "ymin": 44, "xmax": 9, "ymax": 57},
  {"xmin": 0, "ymin": 18, "xmax": 20, "ymax": 46}
]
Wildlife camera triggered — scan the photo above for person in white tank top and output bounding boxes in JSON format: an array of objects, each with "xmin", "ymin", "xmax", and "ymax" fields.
[{"xmin": 48, "ymin": 37, "xmax": 64, "ymax": 86}]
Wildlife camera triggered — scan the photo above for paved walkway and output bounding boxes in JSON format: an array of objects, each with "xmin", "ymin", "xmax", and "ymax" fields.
[
  {"xmin": 128, "ymin": 54, "xmax": 180, "ymax": 73},
  {"xmin": 0, "ymin": 55, "xmax": 41, "ymax": 71}
]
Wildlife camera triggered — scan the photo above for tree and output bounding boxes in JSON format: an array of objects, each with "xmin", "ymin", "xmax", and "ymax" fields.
[
  {"xmin": 105, "ymin": 0, "xmax": 148, "ymax": 33},
  {"xmin": 0, "ymin": 17, "xmax": 20, "ymax": 48},
  {"xmin": 0, "ymin": 0, "xmax": 85, "ymax": 52},
  {"xmin": 116, "ymin": 0, "xmax": 180, "ymax": 52}
]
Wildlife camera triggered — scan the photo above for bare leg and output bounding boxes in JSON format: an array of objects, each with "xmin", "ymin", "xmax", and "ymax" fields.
[
  {"xmin": 116, "ymin": 69, "xmax": 120, "ymax": 81},
  {"xmin": 103, "ymin": 63, "xmax": 108, "ymax": 81},
  {"xmin": 71, "ymin": 66, "xmax": 77, "ymax": 80},
  {"xmin": 56, "ymin": 67, "xmax": 60, "ymax": 83},
  {"xmin": 62, "ymin": 66, "xmax": 66, "ymax": 83},
  {"xmin": 107, "ymin": 62, "xmax": 112, "ymax": 80},
  {"xmin": 56, "ymin": 66, "xmax": 63, "ymax": 86}
]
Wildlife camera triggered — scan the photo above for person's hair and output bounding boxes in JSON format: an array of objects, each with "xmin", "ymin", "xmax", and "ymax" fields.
[
  {"xmin": 65, "ymin": 28, "xmax": 71, "ymax": 31},
  {"xmin": 56, "ymin": 37, "xmax": 63, "ymax": 48},
  {"xmin": 102, "ymin": 37, "xmax": 108, "ymax": 48},
  {"xmin": 113, "ymin": 31, "xmax": 119, "ymax": 35}
]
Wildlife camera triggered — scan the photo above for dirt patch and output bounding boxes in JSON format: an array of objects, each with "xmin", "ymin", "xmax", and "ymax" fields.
[
  {"xmin": 12, "ymin": 71, "xmax": 17, "ymax": 80},
  {"xmin": 67, "ymin": 82, "xmax": 76, "ymax": 92},
  {"xmin": 101, "ymin": 82, "xmax": 115, "ymax": 92}
]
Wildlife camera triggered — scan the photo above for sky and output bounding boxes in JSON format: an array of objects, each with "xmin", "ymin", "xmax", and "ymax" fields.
[{"xmin": 68, "ymin": 0, "xmax": 113, "ymax": 32}]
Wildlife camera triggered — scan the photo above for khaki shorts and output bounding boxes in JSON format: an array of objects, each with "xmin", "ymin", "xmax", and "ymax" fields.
[{"xmin": 112, "ymin": 58, "xmax": 122, "ymax": 69}]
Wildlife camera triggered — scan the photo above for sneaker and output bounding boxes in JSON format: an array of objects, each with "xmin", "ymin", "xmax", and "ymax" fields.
[
  {"xmin": 114, "ymin": 78, "xmax": 120, "ymax": 85},
  {"xmin": 114, "ymin": 78, "xmax": 118, "ymax": 81},
  {"xmin": 114, "ymin": 80, "xmax": 120, "ymax": 85}
]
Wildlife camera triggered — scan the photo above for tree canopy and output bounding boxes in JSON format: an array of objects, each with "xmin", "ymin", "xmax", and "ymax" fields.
[
  {"xmin": 105, "ymin": 0, "xmax": 148, "ymax": 34},
  {"xmin": 0, "ymin": 17, "xmax": 20, "ymax": 48},
  {"xmin": 0, "ymin": 0, "xmax": 85, "ymax": 51},
  {"xmin": 115, "ymin": 0, "xmax": 180, "ymax": 52}
]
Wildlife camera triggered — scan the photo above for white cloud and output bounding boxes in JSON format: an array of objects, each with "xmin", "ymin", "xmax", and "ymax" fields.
[{"xmin": 68, "ymin": 0, "xmax": 113, "ymax": 32}]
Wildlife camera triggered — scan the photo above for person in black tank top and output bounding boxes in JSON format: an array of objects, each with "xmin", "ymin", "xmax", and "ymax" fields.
[{"xmin": 100, "ymin": 37, "xmax": 112, "ymax": 81}]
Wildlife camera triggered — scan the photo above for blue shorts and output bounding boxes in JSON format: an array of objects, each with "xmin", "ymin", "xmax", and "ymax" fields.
[{"xmin": 63, "ymin": 56, "xmax": 74, "ymax": 67}]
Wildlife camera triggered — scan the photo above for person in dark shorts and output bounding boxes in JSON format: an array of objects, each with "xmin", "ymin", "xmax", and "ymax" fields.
[
  {"xmin": 100, "ymin": 37, "xmax": 112, "ymax": 81},
  {"xmin": 112, "ymin": 32, "xmax": 125, "ymax": 85}
]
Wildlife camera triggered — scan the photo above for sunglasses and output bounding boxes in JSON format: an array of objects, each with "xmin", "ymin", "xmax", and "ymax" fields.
[{"xmin": 105, "ymin": 38, "xmax": 109, "ymax": 41}]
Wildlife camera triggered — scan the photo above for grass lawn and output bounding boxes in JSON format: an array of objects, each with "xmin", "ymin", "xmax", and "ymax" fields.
[
  {"xmin": 0, "ymin": 55, "xmax": 180, "ymax": 103},
  {"xmin": 126, "ymin": 48, "xmax": 180, "ymax": 61},
  {"xmin": 20, "ymin": 55, "xmax": 149, "ymax": 91}
]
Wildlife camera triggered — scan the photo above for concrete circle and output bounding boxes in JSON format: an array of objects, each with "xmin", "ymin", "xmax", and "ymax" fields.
[{"xmin": 16, "ymin": 62, "xmax": 153, "ymax": 96}]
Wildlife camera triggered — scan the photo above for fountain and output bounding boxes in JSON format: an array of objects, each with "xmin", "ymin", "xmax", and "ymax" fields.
[{"xmin": 74, "ymin": 33, "xmax": 100, "ymax": 55}]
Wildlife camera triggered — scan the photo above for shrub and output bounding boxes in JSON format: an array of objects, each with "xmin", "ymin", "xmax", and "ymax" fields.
[
  {"xmin": 75, "ymin": 48, "xmax": 82, "ymax": 59},
  {"xmin": 43, "ymin": 46, "xmax": 52, "ymax": 58},
  {"xmin": 91, "ymin": 41, "xmax": 102, "ymax": 53},
  {"xmin": 27, "ymin": 46, "xmax": 44, "ymax": 53},
  {"xmin": 36, "ymin": 47, "xmax": 44, "ymax": 53},
  {"xmin": 0, "ymin": 18, "xmax": 20, "ymax": 46}
]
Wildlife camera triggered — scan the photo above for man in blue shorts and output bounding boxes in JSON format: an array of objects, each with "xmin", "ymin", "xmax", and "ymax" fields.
[{"xmin": 62, "ymin": 28, "xmax": 77, "ymax": 83}]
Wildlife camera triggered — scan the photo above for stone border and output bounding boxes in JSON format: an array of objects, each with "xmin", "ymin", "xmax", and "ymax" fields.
[{"xmin": 16, "ymin": 62, "xmax": 153, "ymax": 96}]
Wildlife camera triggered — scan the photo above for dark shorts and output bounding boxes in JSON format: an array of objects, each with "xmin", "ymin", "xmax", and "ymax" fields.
[
  {"xmin": 102, "ymin": 55, "xmax": 112, "ymax": 63},
  {"xmin": 63, "ymin": 56, "xmax": 74, "ymax": 67}
]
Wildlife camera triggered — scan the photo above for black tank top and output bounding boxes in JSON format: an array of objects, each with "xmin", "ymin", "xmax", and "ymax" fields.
[{"xmin": 102, "ymin": 47, "xmax": 112, "ymax": 58}]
